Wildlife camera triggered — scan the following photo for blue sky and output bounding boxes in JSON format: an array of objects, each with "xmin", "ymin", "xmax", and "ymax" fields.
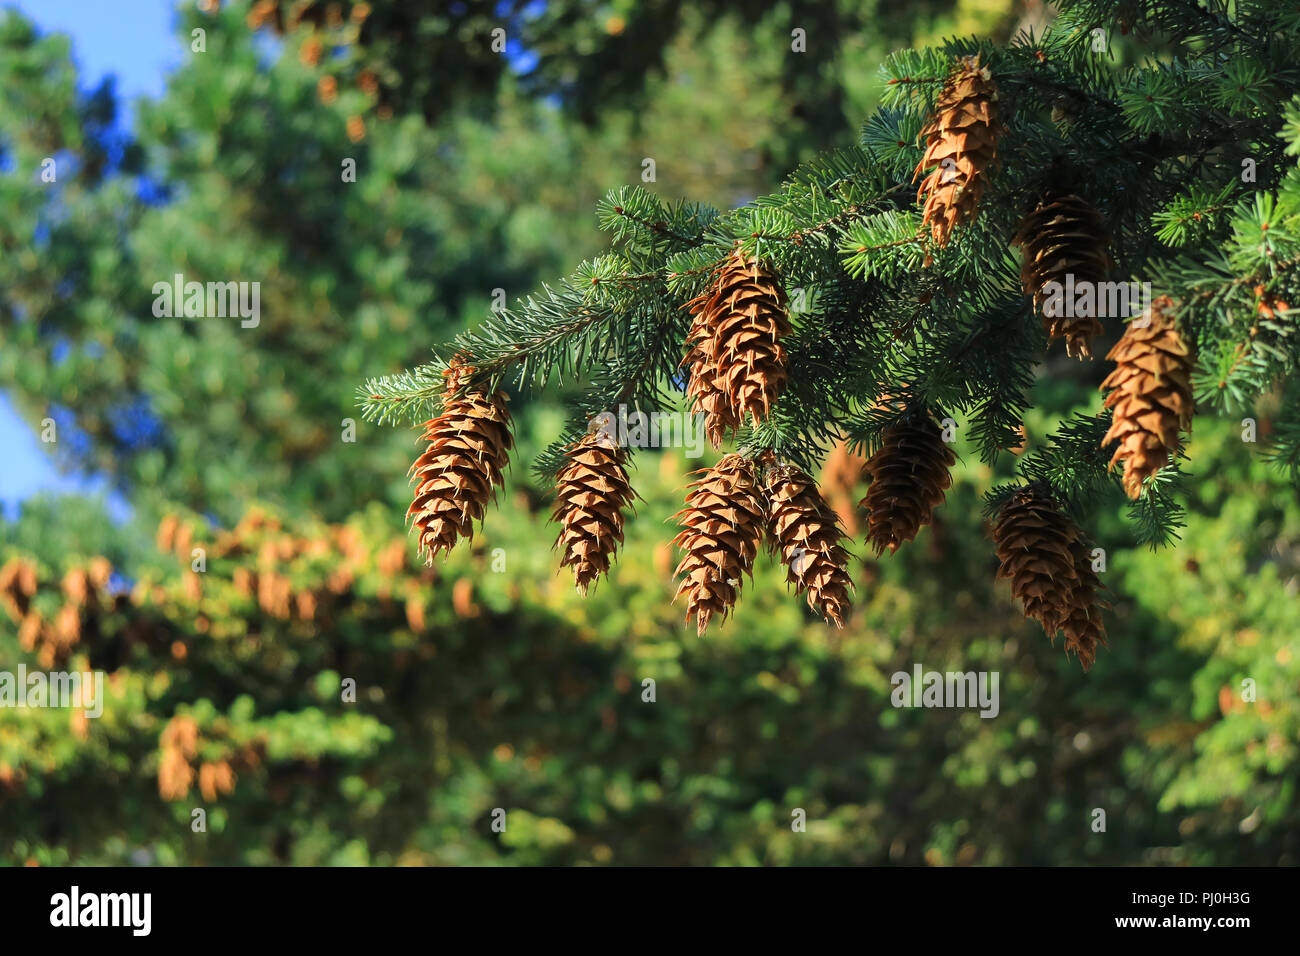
[
  {"xmin": 13, "ymin": 0, "xmax": 178, "ymax": 100},
  {"xmin": 1, "ymin": 0, "xmax": 176, "ymax": 518}
]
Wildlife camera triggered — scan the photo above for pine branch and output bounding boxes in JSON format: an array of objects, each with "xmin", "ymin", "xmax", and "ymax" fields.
[
  {"xmin": 357, "ymin": 364, "xmax": 447, "ymax": 427},
  {"xmin": 361, "ymin": 0, "xmax": 1300, "ymax": 552}
]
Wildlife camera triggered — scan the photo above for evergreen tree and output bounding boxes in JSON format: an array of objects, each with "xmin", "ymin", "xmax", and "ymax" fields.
[{"xmin": 6, "ymin": 0, "xmax": 1297, "ymax": 869}]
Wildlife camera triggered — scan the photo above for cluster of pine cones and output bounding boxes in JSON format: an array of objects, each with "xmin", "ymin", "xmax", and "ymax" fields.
[
  {"xmin": 405, "ymin": 240, "xmax": 955, "ymax": 636},
  {"xmin": 157, "ymin": 714, "xmax": 265, "ymax": 803},
  {"xmin": 402, "ymin": 271, "xmax": 967, "ymax": 655},
  {"xmin": 991, "ymin": 485, "xmax": 1108, "ymax": 671},
  {"xmin": 403, "ymin": 56, "xmax": 1201, "ymax": 671},
  {"xmin": 917, "ymin": 58, "xmax": 1194, "ymax": 400},
  {"xmin": 0, "ymin": 556, "xmax": 118, "ymax": 670},
  {"xmin": 917, "ymin": 56, "xmax": 1111, "ymax": 356},
  {"xmin": 915, "ymin": 62, "xmax": 1196, "ymax": 477}
]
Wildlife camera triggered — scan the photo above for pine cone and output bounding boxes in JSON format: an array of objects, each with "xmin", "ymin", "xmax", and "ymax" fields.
[
  {"xmin": 1100, "ymin": 296, "xmax": 1194, "ymax": 498},
  {"xmin": 551, "ymin": 427, "xmax": 637, "ymax": 594},
  {"xmin": 762, "ymin": 458, "xmax": 854, "ymax": 627},
  {"xmin": 407, "ymin": 368, "xmax": 513, "ymax": 562},
  {"xmin": 914, "ymin": 55, "xmax": 1006, "ymax": 247},
  {"xmin": 992, "ymin": 484, "xmax": 1081, "ymax": 638},
  {"xmin": 671, "ymin": 454, "xmax": 765, "ymax": 635},
  {"xmin": 1060, "ymin": 539, "xmax": 1109, "ymax": 672},
  {"xmin": 860, "ymin": 416, "xmax": 956, "ymax": 555},
  {"xmin": 683, "ymin": 248, "xmax": 791, "ymax": 445},
  {"xmin": 1011, "ymin": 191, "xmax": 1114, "ymax": 359}
]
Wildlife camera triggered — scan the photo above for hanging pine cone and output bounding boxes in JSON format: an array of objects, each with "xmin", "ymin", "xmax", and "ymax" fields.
[
  {"xmin": 551, "ymin": 425, "xmax": 637, "ymax": 595},
  {"xmin": 683, "ymin": 248, "xmax": 791, "ymax": 445},
  {"xmin": 1100, "ymin": 296, "xmax": 1194, "ymax": 498},
  {"xmin": 1060, "ymin": 539, "xmax": 1109, "ymax": 672},
  {"xmin": 671, "ymin": 454, "xmax": 765, "ymax": 635},
  {"xmin": 1011, "ymin": 191, "xmax": 1114, "ymax": 359},
  {"xmin": 914, "ymin": 55, "xmax": 1006, "ymax": 247},
  {"xmin": 860, "ymin": 415, "xmax": 956, "ymax": 555},
  {"xmin": 761, "ymin": 457, "xmax": 854, "ymax": 627},
  {"xmin": 407, "ymin": 365, "xmax": 513, "ymax": 562},
  {"xmin": 992, "ymin": 484, "xmax": 1081, "ymax": 639}
]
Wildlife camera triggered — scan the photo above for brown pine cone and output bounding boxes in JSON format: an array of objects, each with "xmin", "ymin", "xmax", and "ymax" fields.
[
  {"xmin": 1100, "ymin": 296, "xmax": 1194, "ymax": 498},
  {"xmin": 1011, "ymin": 191, "xmax": 1114, "ymax": 359},
  {"xmin": 761, "ymin": 458, "xmax": 854, "ymax": 627},
  {"xmin": 914, "ymin": 55, "xmax": 1006, "ymax": 247},
  {"xmin": 860, "ymin": 415, "xmax": 956, "ymax": 555},
  {"xmin": 407, "ymin": 367, "xmax": 513, "ymax": 563},
  {"xmin": 992, "ymin": 484, "xmax": 1081, "ymax": 638},
  {"xmin": 671, "ymin": 454, "xmax": 766, "ymax": 635},
  {"xmin": 551, "ymin": 426, "xmax": 637, "ymax": 595},
  {"xmin": 683, "ymin": 248, "xmax": 791, "ymax": 445}
]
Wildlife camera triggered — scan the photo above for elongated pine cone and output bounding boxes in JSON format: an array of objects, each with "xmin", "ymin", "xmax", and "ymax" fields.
[
  {"xmin": 1011, "ymin": 191, "xmax": 1114, "ymax": 359},
  {"xmin": 762, "ymin": 459, "xmax": 854, "ymax": 627},
  {"xmin": 860, "ymin": 416, "xmax": 956, "ymax": 555},
  {"xmin": 672, "ymin": 454, "xmax": 765, "ymax": 635},
  {"xmin": 993, "ymin": 484, "xmax": 1082, "ymax": 638},
  {"xmin": 914, "ymin": 55, "xmax": 1006, "ymax": 247},
  {"xmin": 683, "ymin": 248, "xmax": 791, "ymax": 445},
  {"xmin": 1060, "ymin": 539, "xmax": 1109, "ymax": 672},
  {"xmin": 407, "ymin": 368, "xmax": 513, "ymax": 562},
  {"xmin": 1100, "ymin": 296, "xmax": 1194, "ymax": 498},
  {"xmin": 551, "ymin": 427, "xmax": 637, "ymax": 594}
]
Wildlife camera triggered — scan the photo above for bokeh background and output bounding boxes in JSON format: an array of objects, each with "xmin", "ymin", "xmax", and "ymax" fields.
[{"xmin": 1, "ymin": 0, "xmax": 1296, "ymax": 865}]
